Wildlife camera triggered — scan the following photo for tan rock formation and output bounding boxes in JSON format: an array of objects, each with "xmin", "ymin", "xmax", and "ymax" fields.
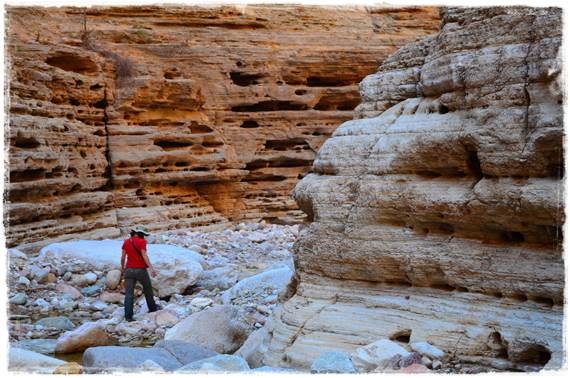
[
  {"xmin": 263, "ymin": 7, "xmax": 564, "ymax": 371},
  {"xmin": 5, "ymin": 5, "xmax": 440, "ymax": 252}
]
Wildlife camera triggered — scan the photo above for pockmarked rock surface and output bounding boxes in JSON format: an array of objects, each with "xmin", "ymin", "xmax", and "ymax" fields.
[
  {"xmin": 5, "ymin": 5, "xmax": 440, "ymax": 252},
  {"xmin": 39, "ymin": 239, "xmax": 204, "ymax": 297},
  {"xmin": 262, "ymin": 7, "xmax": 563, "ymax": 372}
]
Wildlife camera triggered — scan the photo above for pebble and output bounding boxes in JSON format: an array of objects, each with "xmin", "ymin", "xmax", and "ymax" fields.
[
  {"xmin": 432, "ymin": 360, "xmax": 442, "ymax": 370},
  {"xmin": 63, "ymin": 272, "xmax": 72, "ymax": 281},
  {"xmin": 10, "ymin": 293, "xmax": 28, "ymax": 305},
  {"xmin": 18, "ymin": 276, "xmax": 30, "ymax": 287}
]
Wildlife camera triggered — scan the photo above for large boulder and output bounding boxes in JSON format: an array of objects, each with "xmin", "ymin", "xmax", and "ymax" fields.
[
  {"xmin": 177, "ymin": 354, "xmax": 250, "ymax": 372},
  {"xmin": 153, "ymin": 340, "xmax": 218, "ymax": 365},
  {"xmin": 235, "ymin": 318, "xmax": 273, "ymax": 368},
  {"xmin": 311, "ymin": 350, "xmax": 358, "ymax": 373},
  {"xmin": 39, "ymin": 240, "xmax": 204, "ymax": 297},
  {"xmin": 164, "ymin": 304, "xmax": 248, "ymax": 353},
  {"xmin": 351, "ymin": 339, "xmax": 411, "ymax": 372},
  {"xmin": 221, "ymin": 266, "xmax": 293, "ymax": 305},
  {"xmin": 83, "ymin": 341, "xmax": 218, "ymax": 373},
  {"xmin": 13, "ymin": 339, "xmax": 57, "ymax": 355},
  {"xmin": 9, "ymin": 347, "xmax": 66, "ymax": 373},
  {"xmin": 83, "ymin": 346, "xmax": 182, "ymax": 372},
  {"xmin": 55, "ymin": 321, "xmax": 112, "ymax": 354}
]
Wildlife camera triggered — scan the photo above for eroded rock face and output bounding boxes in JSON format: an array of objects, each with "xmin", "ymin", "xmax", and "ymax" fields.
[
  {"xmin": 263, "ymin": 7, "xmax": 563, "ymax": 371},
  {"xmin": 5, "ymin": 5, "xmax": 439, "ymax": 252}
]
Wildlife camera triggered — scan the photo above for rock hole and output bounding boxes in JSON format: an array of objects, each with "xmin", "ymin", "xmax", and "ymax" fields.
[
  {"xmin": 528, "ymin": 295, "xmax": 554, "ymax": 306},
  {"xmin": 202, "ymin": 140, "xmax": 224, "ymax": 147},
  {"xmin": 154, "ymin": 140, "xmax": 193, "ymax": 150},
  {"xmin": 231, "ymin": 100, "xmax": 308, "ymax": 112},
  {"xmin": 80, "ymin": 150, "xmax": 87, "ymax": 158},
  {"xmin": 175, "ymin": 161, "xmax": 190, "ymax": 167},
  {"xmin": 10, "ymin": 168, "xmax": 46, "ymax": 182},
  {"xmin": 465, "ymin": 147, "xmax": 483, "ymax": 180},
  {"xmin": 69, "ymin": 98, "xmax": 80, "ymax": 106},
  {"xmin": 45, "ymin": 53, "xmax": 98, "ymax": 74},
  {"xmin": 230, "ymin": 71, "xmax": 264, "ymax": 86},
  {"xmin": 430, "ymin": 283, "xmax": 456, "ymax": 292},
  {"xmin": 189, "ymin": 123, "xmax": 213, "ymax": 133},
  {"xmin": 295, "ymin": 89, "xmax": 307, "ymax": 95},
  {"xmin": 438, "ymin": 103, "xmax": 449, "ymax": 114},
  {"xmin": 390, "ymin": 329, "xmax": 411, "ymax": 343},
  {"xmin": 510, "ymin": 343, "xmax": 551, "ymax": 365},
  {"xmin": 306, "ymin": 76, "xmax": 347, "ymax": 87},
  {"xmin": 90, "ymin": 83, "xmax": 103, "ymax": 90},
  {"xmin": 236, "ymin": 61, "xmax": 244, "ymax": 67},
  {"xmin": 93, "ymin": 98, "xmax": 108, "ymax": 109},
  {"xmin": 135, "ymin": 189, "xmax": 144, "ymax": 196},
  {"xmin": 14, "ymin": 136, "xmax": 40, "ymax": 149},
  {"xmin": 488, "ymin": 331, "xmax": 508, "ymax": 358},
  {"xmin": 276, "ymin": 80, "xmax": 284, "ymax": 85},
  {"xmin": 500, "ymin": 231, "xmax": 525, "ymax": 243},
  {"xmin": 240, "ymin": 120, "xmax": 259, "ymax": 128},
  {"xmin": 511, "ymin": 293, "xmax": 528, "ymax": 302}
]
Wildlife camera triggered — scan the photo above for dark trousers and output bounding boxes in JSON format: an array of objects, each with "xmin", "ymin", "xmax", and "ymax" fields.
[{"xmin": 124, "ymin": 268, "xmax": 157, "ymax": 320}]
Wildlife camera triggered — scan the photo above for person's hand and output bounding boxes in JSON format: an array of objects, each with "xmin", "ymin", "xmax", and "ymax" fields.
[{"xmin": 150, "ymin": 268, "xmax": 157, "ymax": 277}]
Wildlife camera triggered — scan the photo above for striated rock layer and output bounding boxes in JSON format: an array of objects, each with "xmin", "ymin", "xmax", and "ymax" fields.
[
  {"xmin": 5, "ymin": 5, "xmax": 440, "ymax": 252},
  {"xmin": 262, "ymin": 7, "xmax": 564, "ymax": 371}
]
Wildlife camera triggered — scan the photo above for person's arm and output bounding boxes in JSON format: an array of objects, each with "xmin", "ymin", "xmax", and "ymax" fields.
[
  {"xmin": 141, "ymin": 249, "xmax": 156, "ymax": 277},
  {"xmin": 121, "ymin": 248, "xmax": 127, "ymax": 273}
]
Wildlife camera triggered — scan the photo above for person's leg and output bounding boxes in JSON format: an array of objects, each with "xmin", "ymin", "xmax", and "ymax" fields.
[
  {"xmin": 138, "ymin": 269, "xmax": 158, "ymax": 312},
  {"xmin": 123, "ymin": 270, "xmax": 136, "ymax": 320}
]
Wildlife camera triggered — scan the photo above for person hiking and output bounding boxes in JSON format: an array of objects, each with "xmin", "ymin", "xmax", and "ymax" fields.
[{"xmin": 120, "ymin": 225, "xmax": 158, "ymax": 322}]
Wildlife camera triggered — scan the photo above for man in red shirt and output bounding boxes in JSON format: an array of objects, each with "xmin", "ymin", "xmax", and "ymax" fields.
[{"xmin": 121, "ymin": 226, "xmax": 158, "ymax": 322}]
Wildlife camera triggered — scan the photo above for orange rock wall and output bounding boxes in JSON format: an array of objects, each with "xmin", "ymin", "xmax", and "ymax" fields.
[{"xmin": 5, "ymin": 5, "xmax": 439, "ymax": 251}]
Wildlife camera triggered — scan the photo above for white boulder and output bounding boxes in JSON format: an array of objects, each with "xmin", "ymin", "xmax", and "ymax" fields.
[
  {"xmin": 9, "ymin": 347, "xmax": 66, "ymax": 373},
  {"xmin": 39, "ymin": 240, "xmax": 204, "ymax": 297},
  {"xmin": 221, "ymin": 266, "xmax": 293, "ymax": 305}
]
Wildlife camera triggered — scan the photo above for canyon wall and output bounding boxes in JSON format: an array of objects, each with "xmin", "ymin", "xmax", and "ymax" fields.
[
  {"xmin": 5, "ymin": 5, "xmax": 439, "ymax": 252},
  {"xmin": 262, "ymin": 7, "xmax": 564, "ymax": 371}
]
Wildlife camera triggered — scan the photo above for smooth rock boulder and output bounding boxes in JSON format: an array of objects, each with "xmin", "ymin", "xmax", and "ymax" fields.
[
  {"xmin": 311, "ymin": 350, "xmax": 357, "ymax": 373},
  {"xmin": 83, "ymin": 346, "xmax": 182, "ymax": 372},
  {"xmin": 55, "ymin": 321, "xmax": 112, "ymax": 354},
  {"xmin": 351, "ymin": 339, "xmax": 411, "ymax": 372},
  {"xmin": 100, "ymin": 291, "xmax": 124, "ymax": 304},
  {"xmin": 177, "ymin": 354, "xmax": 250, "ymax": 372},
  {"xmin": 235, "ymin": 318, "xmax": 273, "ymax": 368},
  {"xmin": 164, "ymin": 304, "xmax": 248, "ymax": 354},
  {"xmin": 13, "ymin": 339, "xmax": 57, "ymax": 355},
  {"xmin": 39, "ymin": 240, "xmax": 204, "ymax": 297},
  {"xmin": 9, "ymin": 347, "xmax": 66, "ymax": 373},
  {"xmin": 56, "ymin": 283, "xmax": 82, "ymax": 300},
  {"xmin": 35, "ymin": 316, "xmax": 75, "ymax": 331},
  {"xmin": 106, "ymin": 270, "xmax": 122, "ymax": 290},
  {"xmin": 153, "ymin": 340, "xmax": 218, "ymax": 365},
  {"xmin": 221, "ymin": 266, "xmax": 293, "ymax": 305}
]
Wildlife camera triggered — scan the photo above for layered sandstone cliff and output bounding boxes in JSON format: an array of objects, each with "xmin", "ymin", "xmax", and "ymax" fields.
[
  {"xmin": 5, "ymin": 5, "xmax": 439, "ymax": 252},
  {"xmin": 262, "ymin": 7, "xmax": 564, "ymax": 371}
]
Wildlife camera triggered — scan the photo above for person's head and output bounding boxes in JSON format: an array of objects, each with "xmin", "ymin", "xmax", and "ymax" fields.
[{"xmin": 130, "ymin": 226, "xmax": 150, "ymax": 239}]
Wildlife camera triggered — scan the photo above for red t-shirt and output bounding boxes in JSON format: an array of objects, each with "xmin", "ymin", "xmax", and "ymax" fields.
[{"xmin": 123, "ymin": 237, "xmax": 148, "ymax": 268}]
